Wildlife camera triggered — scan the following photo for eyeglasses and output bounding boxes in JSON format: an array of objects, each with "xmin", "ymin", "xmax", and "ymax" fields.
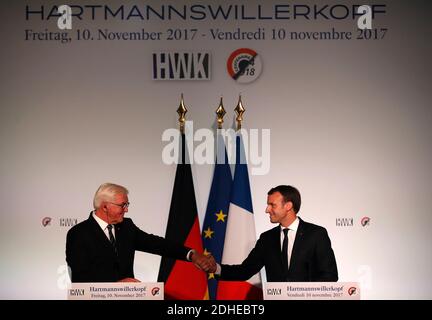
[{"xmin": 107, "ymin": 202, "xmax": 130, "ymax": 209}]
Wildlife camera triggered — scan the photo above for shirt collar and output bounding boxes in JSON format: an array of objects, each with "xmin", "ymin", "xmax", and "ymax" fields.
[
  {"xmin": 92, "ymin": 211, "xmax": 110, "ymax": 231},
  {"xmin": 280, "ymin": 217, "xmax": 299, "ymax": 232}
]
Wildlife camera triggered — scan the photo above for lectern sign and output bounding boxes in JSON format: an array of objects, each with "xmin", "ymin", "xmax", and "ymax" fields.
[
  {"xmin": 264, "ymin": 282, "xmax": 360, "ymax": 300},
  {"xmin": 67, "ymin": 282, "xmax": 164, "ymax": 300}
]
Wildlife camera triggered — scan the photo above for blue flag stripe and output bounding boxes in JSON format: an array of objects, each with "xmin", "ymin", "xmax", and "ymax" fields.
[{"xmin": 230, "ymin": 135, "xmax": 253, "ymax": 213}]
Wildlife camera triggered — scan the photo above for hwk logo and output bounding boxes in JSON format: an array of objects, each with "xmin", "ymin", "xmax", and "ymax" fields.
[
  {"xmin": 69, "ymin": 289, "xmax": 85, "ymax": 296},
  {"xmin": 152, "ymin": 52, "xmax": 210, "ymax": 80},
  {"xmin": 336, "ymin": 218, "xmax": 353, "ymax": 227},
  {"xmin": 60, "ymin": 218, "xmax": 78, "ymax": 227},
  {"xmin": 267, "ymin": 288, "xmax": 281, "ymax": 295}
]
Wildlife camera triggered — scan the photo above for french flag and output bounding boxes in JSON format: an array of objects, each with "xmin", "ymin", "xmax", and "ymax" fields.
[{"xmin": 216, "ymin": 133, "xmax": 263, "ymax": 300}]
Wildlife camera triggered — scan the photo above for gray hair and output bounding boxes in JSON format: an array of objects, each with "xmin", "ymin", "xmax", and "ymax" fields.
[{"xmin": 93, "ymin": 183, "xmax": 129, "ymax": 209}]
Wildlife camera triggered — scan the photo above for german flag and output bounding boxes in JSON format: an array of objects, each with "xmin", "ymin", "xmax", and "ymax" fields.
[{"xmin": 157, "ymin": 133, "xmax": 208, "ymax": 300}]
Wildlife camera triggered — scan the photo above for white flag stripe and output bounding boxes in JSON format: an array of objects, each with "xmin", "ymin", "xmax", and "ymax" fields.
[
  {"xmin": 222, "ymin": 203, "xmax": 256, "ymax": 263},
  {"xmin": 222, "ymin": 203, "xmax": 261, "ymax": 288}
]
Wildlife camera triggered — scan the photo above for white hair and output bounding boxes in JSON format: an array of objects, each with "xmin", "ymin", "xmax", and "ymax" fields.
[{"xmin": 93, "ymin": 183, "xmax": 129, "ymax": 209}]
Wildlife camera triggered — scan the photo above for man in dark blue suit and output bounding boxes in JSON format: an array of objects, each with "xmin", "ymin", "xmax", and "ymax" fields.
[
  {"xmin": 209, "ymin": 185, "xmax": 338, "ymax": 282},
  {"xmin": 66, "ymin": 183, "xmax": 211, "ymax": 282}
]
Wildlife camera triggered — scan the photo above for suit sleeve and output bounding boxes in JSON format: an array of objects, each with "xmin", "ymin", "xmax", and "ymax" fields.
[
  {"xmin": 220, "ymin": 235, "xmax": 265, "ymax": 281},
  {"xmin": 314, "ymin": 228, "xmax": 338, "ymax": 281},
  {"xmin": 131, "ymin": 222, "xmax": 190, "ymax": 260},
  {"xmin": 66, "ymin": 228, "xmax": 92, "ymax": 282}
]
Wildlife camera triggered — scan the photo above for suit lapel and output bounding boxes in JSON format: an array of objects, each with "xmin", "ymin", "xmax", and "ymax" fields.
[
  {"xmin": 289, "ymin": 218, "xmax": 305, "ymax": 271},
  {"xmin": 269, "ymin": 226, "xmax": 285, "ymax": 269},
  {"xmin": 88, "ymin": 213, "xmax": 117, "ymax": 253},
  {"xmin": 114, "ymin": 222, "xmax": 124, "ymax": 255}
]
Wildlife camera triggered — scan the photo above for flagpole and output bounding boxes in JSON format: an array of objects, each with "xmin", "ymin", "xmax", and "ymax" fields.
[
  {"xmin": 215, "ymin": 96, "xmax": 226, "ymax": 130},
  {"xmin": 177, "ymin": 93, "xmax": 187, "ymax": 134},
  {"xmin": 234, "ymin": 94, "xmax": 245, "ymax": 131}
]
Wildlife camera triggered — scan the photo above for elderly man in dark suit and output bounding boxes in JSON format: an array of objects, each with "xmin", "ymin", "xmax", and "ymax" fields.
[
  {"xmin": 66, "ymin": 183, "xmax": 211, "ymax": 282},
  {"xmin": 208, "ymin": 185, "xmax": 338, "ymax": 282}
]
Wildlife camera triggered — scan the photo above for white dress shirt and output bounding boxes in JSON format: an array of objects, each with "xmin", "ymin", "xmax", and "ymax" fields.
[
  {"xmin": 92, "ymin": 211, "xmax": 115, "ymax": 240},
  {"xmin": 280, "ymin": 217, "xmax": 299, "ymax": 268}
]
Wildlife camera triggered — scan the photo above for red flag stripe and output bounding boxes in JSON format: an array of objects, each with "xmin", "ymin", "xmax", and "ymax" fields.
[
  {"xmin": 164, "ymin": 217, "xmax": 208, "ymax": 300},
  {"xmin": 217, "ymin": 280, "xmax": 263, "ymax": 300}
]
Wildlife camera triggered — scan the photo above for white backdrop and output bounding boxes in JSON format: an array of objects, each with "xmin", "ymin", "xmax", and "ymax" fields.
[{"xmin": 0, "ymin": 0, "xmax": 431, "ymax": 299}]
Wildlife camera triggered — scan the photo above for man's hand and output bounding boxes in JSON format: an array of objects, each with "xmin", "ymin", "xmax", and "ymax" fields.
[
  {"xmin": 191, "ymin": 251, "xmax": 216, "ymax": 273},
  {"xmin": 205, "ymin": 256, "xmax": 217, "ymax": 273},
  {"xmin": 117, "ymin": 277, "xmax": 141, "ymax": 282}
]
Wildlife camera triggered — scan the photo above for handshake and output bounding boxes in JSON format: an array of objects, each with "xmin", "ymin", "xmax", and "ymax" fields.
[{"xmin": 191, "ymin": 251, "xmax": 217, "ymax": 273}]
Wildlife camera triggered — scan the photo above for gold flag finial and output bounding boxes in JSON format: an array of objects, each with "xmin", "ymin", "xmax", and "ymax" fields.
[
  {"xmin": 215, "ymin": 96, "xmax": 226, "ymax": 129},
  {"xmin": 177, "ymin": 94, "xmax": 187, "ymax": 133},
  {"xmin": 234, "ymin": 94, "xmax": 245, "ymax": 131}
]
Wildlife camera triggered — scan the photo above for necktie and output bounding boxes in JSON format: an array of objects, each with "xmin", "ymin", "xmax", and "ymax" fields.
[
  {"xmin": 282, "ymin": 228, "xmax": 289, "ymax": 274},
  {"xmin": 107, "ymin": 224, "xmax": 117, "ymax": 255}
]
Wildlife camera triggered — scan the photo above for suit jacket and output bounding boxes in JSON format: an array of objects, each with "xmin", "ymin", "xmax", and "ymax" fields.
[
  {"xmin": 66, "ymin": 214, "xmax": 190, "ymax": 282},
  {"xmin": 221, "ymin": 218, "xmax": 338, "ymax": 282}
]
